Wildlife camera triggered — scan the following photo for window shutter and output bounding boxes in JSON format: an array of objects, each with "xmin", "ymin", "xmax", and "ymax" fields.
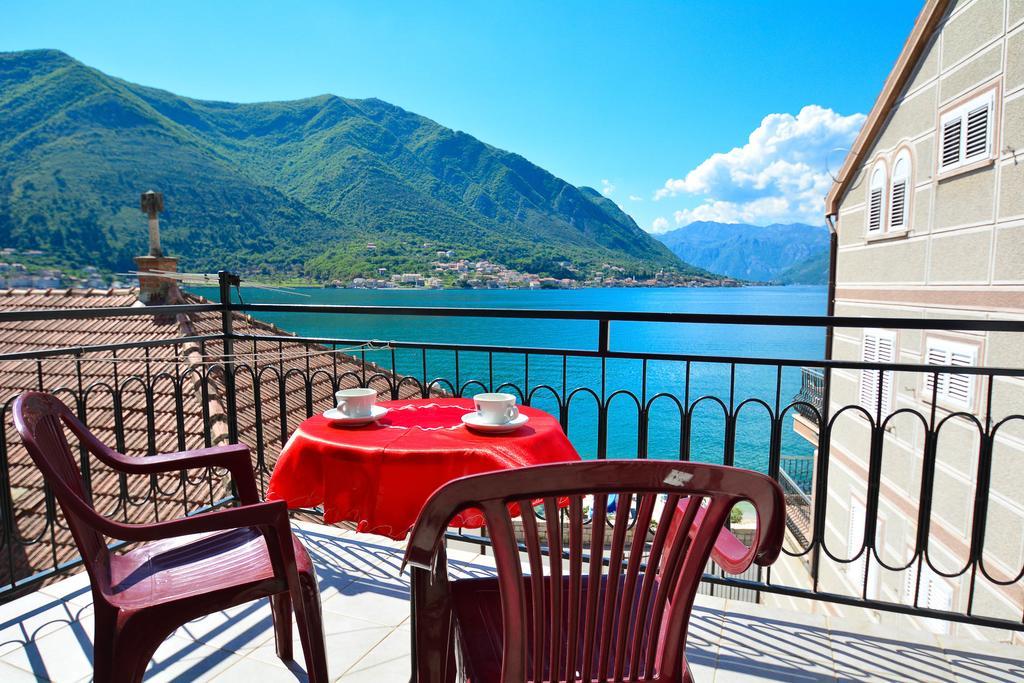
[
  {"xmin": 860, "ymin": 330, "xmax": 895, "ymax": 415},
  {"xmin": 924, "ymin": 346, "xmax": 948, "ymax": 396},
  {"xmin": 903, "ymin": 565, "xmax": 918, "ymax": 605},
  {"xmin": 923, "ymin": 571, "xmax": 953, "ymax": 612},
  {"xmin": 860, "ymin": 334, "xmax": 879, "ymax": 408},
  {"xmin": 847, "ymin": 500, "xmax": 866, "ymax": 584},
  {"xmin": 903, "ymin": 564, "xmax": 953, "ymax": 630},
  {"xmin": 924, "ymin": 339, "xmax": 977, "ymax": 409},
  {"xmin": 922, "ymin": 568, "xmax": 953, "ymax": 634},
  {"xmin": 890, "ymin": 180, "xmax": 906, "ymax": 228},
  {"xmin": 964, "ymin": 104, "xmax": 989, "ymax": 159},
  {"xmin": 868, "ymin": 188, "xmax": 883, "ymax": 232},
  {"xmin": 941, "ymin": 117, "xmax": 962, "ymax": 168},
  {"xmin": 877, "ymin": 334, "xmax": 895, "ymax": 413},
  {"xmin": 946, "ymin": 348, "xmax": 975, "ymax": 407}
]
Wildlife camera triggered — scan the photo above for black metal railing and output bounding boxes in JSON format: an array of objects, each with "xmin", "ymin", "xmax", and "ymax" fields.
[
  {"xmin": 780, "ymin": 454, "xmax": 814, "ymax": 494},
  {"xmin": 793, "ymin": 366, "xmax": 825, "ymax": 420},
  {"xmin": 779, "ymin": 459, "xmax": 813, "ymax": 547},
  {"xmin": 0, "ymin": 271, "xmax": 1022, "ymax": 636}
]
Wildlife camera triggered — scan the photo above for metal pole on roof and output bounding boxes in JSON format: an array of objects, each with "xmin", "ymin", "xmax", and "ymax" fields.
[{"xmin": 219, "ymin": 271, "xmax": 240, "ymax": 446}]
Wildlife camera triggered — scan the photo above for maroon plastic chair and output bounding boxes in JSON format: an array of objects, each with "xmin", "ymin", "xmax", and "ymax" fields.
[
  {"xmin": 405, "ymin": 460, "xmax": 785, "ymax": 683},
  {"xmin": 12, "ymin": 391, "xmax": 328, "ymax": 683}
]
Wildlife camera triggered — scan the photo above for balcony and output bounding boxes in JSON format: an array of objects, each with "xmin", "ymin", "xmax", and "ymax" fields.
[
  {"xmin": 0, "ymin": 274, "xmax": 1022, "ymax": 679},
  {"xmin": 1, "ymin": 520, "xmax": 1021, "ymax": 682},
  {"xmin": 793, "ymin": 366, "xmax": 825, "ymax": 421}
]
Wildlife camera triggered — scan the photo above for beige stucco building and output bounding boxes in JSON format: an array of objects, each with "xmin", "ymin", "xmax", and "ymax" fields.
[{"xmin": 781, "ymin": 0, "xmax": 1024, "ymax": 641}]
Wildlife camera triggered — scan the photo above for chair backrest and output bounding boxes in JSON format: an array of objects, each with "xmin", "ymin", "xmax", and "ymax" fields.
[
  {"xmin": 13, "ymin": 391, "xmax": 112, "ymax": 587},
  {"xmin": 407, "ymin": 460, "xmax": 785, "ymax": 683}
]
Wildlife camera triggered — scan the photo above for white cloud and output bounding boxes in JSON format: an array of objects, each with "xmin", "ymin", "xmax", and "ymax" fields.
[
  {"xmin": 650, "ymin": 216, "xmax": 670, "ymax": 232},
  {"xmin": 653, "ymin": 105, "xmax": 864, "ymax": 225},
  {"xmin": 600, "ymin": 179, "xmax": 616, "ymax": 196},
  {"xmin": 672, "ymin": 198, "xmax": 791, "ymax": 226},
  {"xmin": 628, "ymin": 194, "xmax": 643, "ymax": 202}
]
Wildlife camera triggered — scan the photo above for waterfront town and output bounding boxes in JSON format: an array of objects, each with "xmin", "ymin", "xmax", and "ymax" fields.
[
  {"xmin": 4, "ymin": 245, "xmax": 741, "ymax": 291},
  {"xmin": 337, "ymin": 252, "xmax": 741, "ymax": 289}
]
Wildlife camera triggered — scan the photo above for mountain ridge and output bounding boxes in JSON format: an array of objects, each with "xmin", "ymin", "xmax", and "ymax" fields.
[
  {"xmin": 0, "ymin": 49, "xmax": 702, "ymax": 282},
  {"xmin": 654, "ymin": 220, "xmax": 829, "ymax": 283}
]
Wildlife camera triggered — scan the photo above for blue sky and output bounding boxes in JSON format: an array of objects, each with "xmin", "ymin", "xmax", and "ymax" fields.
[{"xmin": 4, "ymin": 1, "xmax": 922, "ymax": 231}]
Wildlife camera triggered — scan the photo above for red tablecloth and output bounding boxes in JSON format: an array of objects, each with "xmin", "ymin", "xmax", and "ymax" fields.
[{"xmin": 266, "ymin": 398, "xmax": 580, "ymax": 539}]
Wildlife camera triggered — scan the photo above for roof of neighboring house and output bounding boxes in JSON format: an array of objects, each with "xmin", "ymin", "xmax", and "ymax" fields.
[
  {"xmin": 0, "ymin": 285, "xmax": 421, "ymax": 589},
  {"xmin": 825, "ymin": 0, "xmax": 951, "ymax": 216}
]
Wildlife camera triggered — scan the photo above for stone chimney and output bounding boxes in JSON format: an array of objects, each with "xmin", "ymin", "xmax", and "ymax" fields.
[{"xmin": 134, "ymin": 191, "xmax": 180, "ymax": 305}]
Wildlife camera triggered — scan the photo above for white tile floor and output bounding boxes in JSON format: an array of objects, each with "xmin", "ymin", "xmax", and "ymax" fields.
[{"xmin": 0, "ymin": 520, "xmax": 1021, "ymax": 682}]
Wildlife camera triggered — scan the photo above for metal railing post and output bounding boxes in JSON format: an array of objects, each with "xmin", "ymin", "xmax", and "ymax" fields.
[{"xmin": 218, "ymin": 271, "xmax": 240, "ymax": 444}]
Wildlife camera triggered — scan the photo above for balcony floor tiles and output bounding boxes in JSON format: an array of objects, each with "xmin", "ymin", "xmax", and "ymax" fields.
[{"xmin": 0, "ymin": 520, "xmax": 1020, "ymax": 682}]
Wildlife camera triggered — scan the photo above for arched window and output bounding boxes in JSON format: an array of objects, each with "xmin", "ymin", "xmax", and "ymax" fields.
[
  {"xmin": 890, "ymin": 150, "xmax": 911, "ymax": 231},
  {"xmin": 867, "ymin": 163, "xmax": 885, "ymax": 234}
]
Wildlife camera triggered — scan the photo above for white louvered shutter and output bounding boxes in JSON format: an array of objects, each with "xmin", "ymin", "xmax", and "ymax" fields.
[
  {"xmin": 923, "ymin": 571, "xmax": 953, "ymax": 612},
  {"xmin": 939, "ymin": 90, "xmax": 995, "ymax": 173},
  {"xmin": 903, "ymin": 565, "xmax": 918, "ymax": 605},
  {"xmin": 847, "ymin": 500, "xmax": 866, "ymax": 584},
  {"xmin": 890, "ymin": 152, "xmax": 910, "ymax": 231},
  {"xmin": 964, "ymin": 104, "xmax": 990, "ymax": 160},
  {"xmin": 890, "ymin": 180, "xmax": 906, "ymax": 228},
  {"xmin": 860, "ymin": 330, "xmax": 895, "ymax": 415},
  {"xmin": 941, "ymin": 117, "xmax": 962, "ymax": 168},
  {"xmin": 846, "ymin": 500, "xmax": 879, "ymax": 599},
  {"xmin": 859, "ymin": 334, "xmax": 879, "ymax": 408},
  {"xmin": 921, "ymin": 566, "xmax": 953, "ymax": 634},
  {"xmin": 902, "ymin": 564, "xmax": 953, "ymax": 632},
  {"xmin": 877, "ymin": 333, "xmax": 895, "ymax": 412},
  {"xmin": 924, "ymin": 338, "xmax": 976, "ymax": 410},
  {"xmin": 868, "ymin": 188, "xmax": 883, "ymax": 232},
  {"xmin": 867, "ymin": 166, "xmax": 885, "ymax": 234},
  {"xmin": 946, "ymin": 348, "xmax": 974, "ymax": 406},
  {"xmin": 924, "ymin": 345, "xmax": 947, "ymax": 397}
]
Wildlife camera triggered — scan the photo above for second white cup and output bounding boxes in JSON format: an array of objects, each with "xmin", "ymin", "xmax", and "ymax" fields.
[{"xmin": 473, "ymin": 392, "xmax": 519, "ymax": 425}]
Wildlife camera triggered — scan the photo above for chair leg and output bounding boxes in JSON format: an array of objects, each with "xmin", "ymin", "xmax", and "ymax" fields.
[
  {"xmin": 109, "ymin": 617, "xmax": 173, "ymax": 683},
  {"xmin": 682, "ymin": 657, "xmax": 695, "ymax": 683},
  {"xmin": 92, "ymin": 604, "xmax": 117, "ymax": 683},
  {"xmin": 291, "ymin": 573, "xmax": 328, "ymax": 683},
  {"xmin": 271, "ymin": 593, "xmax": 294, "ymax": 661}
]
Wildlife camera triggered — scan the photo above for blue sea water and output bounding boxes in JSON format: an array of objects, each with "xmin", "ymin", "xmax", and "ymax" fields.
[{"xmin": 193, "ymin": 285, "xmax": 827, "ymax": 472}]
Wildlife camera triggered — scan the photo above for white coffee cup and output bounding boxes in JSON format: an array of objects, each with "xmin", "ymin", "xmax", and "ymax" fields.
[
  {"xmin": 335, "ymin": 388, "xmax": 377, "ymax": 418},
  {"xmin": 473, "ymin": 392, "xmax": 519, "ymax": 425}
]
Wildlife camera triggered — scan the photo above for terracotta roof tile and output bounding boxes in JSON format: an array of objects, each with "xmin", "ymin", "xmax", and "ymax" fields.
[{"xmin": 0, "ymin": 286, "xmax": 432, "ymax": 590}]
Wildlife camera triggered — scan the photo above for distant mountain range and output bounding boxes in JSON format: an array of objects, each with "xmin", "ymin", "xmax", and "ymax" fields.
[
  {"xmin": 654, "ymin": 221, "xmax": 830, "ymax": 284},
  {"xmin": 0, "ymin": 50, "xmax": 701, "ymax": 282}
]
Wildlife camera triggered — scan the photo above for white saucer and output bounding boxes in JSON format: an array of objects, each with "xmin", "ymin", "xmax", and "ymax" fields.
[
  {"xmin": 323, "ymin": 405, "xmax": 389, "ymax": 426},
  {"xmin": 461, "ymin": 412, "xmax": 530, "ymax": 434}
]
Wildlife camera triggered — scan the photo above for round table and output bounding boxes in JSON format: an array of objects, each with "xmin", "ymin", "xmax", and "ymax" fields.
[{"xmin": 266, "ymin": 398, "xmax": 580, "ymax": 539}]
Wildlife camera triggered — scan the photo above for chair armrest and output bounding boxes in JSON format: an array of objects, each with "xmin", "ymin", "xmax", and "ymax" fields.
[
  {"xmin": 96, "ymin": 499, "xmax": 290, "ymax": 543},
  {"xmin": 709, "ymin": 524, "xmax": 756, "ymax": 574},
  {"xmin": 105, "ymin": 444, "xmax": 261, "ymax": 505},
  {"xmin": 677, "ymin": 498, "xmax": 759, "ymax": 574},
  {"xmin": 116, "ymin": 443, "xmax": 251, "ymax": 472}
]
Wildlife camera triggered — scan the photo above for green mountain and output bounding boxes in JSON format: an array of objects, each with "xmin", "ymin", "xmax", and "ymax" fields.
[
  {"xmin": 0, "ymin": 49, "xmax": 699, "ymax": 282},
  {"xmin": 654, "ymin": 221, "xmax": 829, "ymax": 283},
  {"xmin": 775, "ymin": 249, "xmax": 830, "ymax": 285}
]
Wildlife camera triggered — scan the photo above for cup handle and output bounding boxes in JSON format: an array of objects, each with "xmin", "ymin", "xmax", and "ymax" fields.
[
  {"xmin": 507, "ymin": 404, "xmax": 519, "ymax": 421},
  {"xmin": 337, "ymin": 399, "xmax": 349, "ymax": 416}
]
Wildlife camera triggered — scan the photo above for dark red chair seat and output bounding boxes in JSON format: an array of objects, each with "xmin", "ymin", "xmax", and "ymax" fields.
[
  {"xmin": 107, "ymin": 527, "xmax": 314, "ymax": 609},
  {"xmin": 452, "ymin": 575, "xmax": 655, "ymax": 683}
]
